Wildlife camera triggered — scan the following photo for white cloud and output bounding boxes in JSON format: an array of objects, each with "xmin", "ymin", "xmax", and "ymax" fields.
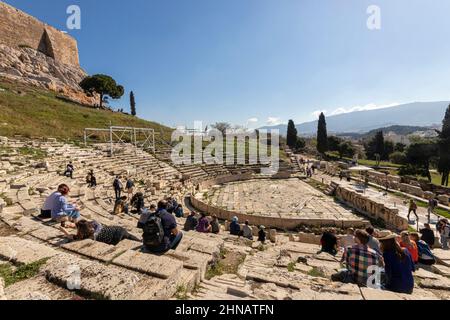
[
  {"xmin": 311, "ymin": 103, "xmax": 400, "ymax": 119},
  {"xmin": 247, "ymin": 118, "xmax": 258, "ymax": 123},
  {"xmin": 266, "ymin": 117, "xmax": 282, "ymax": 126}
]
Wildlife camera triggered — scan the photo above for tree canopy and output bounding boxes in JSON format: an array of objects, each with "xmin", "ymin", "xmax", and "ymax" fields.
[{"xmin": 80, "ymin": 74, "xmax": 124, "ymax": 108}]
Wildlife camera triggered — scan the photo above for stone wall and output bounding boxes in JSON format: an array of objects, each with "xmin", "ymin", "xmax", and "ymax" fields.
[
  {"xmin": 335, "ymin": 185, "xmax": 409, "ymax": 231},
  {"xmin": 0, "ymin": 1, "xmax": 79, "ymax": 67},
  {"xmin": 192, "ymin": 175, "xmax": 370, "ymax": 231}
]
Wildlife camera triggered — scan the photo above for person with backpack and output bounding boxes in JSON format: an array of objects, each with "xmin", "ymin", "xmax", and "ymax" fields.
[
  {"xmin": 113, "ymin": 176, "xmax": 123, "ymax": 200},
  {"xmin": 142, "ymin": 200, "xmax": 183, "ymax": 253},
  {"xmin": 137, "ymin": 204, "xmax": 156, "ymax": 229},
  {"xmin": 427, "ymin": 198, "xmax": 438, "ymax": 224}
]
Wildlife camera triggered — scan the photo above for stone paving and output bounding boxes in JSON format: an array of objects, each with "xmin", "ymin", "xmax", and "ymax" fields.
[{"xmin": 208, "ymin": 178, "xmax": 362, "ymax": 221}]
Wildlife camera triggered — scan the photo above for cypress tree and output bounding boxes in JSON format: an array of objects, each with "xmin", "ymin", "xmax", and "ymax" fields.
[
  {"xmin": 130, "ymin": 91, "xmax": 136, "ymax": 116},
  {"xmin": 286, "ymin": 120, "xmax": 298, "ymax": 149},
  {"xmin": 317, "ymin": 113, "xmax": 328, "ymax": 154},
  {"xmin": 438, "ymin": 104, "xmax": 450, "ymax": 186}
]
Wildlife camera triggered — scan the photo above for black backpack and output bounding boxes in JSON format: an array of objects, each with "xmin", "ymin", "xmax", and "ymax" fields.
[{"xmin": 142, "ymin": 212, "xmax": 165, "ymax": 248}]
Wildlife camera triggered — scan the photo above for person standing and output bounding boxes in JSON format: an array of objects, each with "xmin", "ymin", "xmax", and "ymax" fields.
[
  {"xmin": 407, "ymin": 199, "xmax": 419, "ymax": 223},
  {"xmin": 427, "ymin": 198, "xmax": 438, "ymax": 224},
  {"xmin": 126, "ymin": 178, "xmax": 134, "ymax": 199},
  {"xmin": 113, "ymin": 176, "xmax": 123, "ymax": 200}
]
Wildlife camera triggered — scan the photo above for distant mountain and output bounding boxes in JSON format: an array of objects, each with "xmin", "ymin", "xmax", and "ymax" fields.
[
  {"xmin": 261, "ymin": 102, "xmax": 448, "ymax": 135},
  {"xmin": 336, "ymin": 125, "xmax": 434, "ymax": 140}
]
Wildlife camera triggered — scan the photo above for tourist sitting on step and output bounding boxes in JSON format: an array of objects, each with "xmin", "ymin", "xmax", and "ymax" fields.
[
  {"xmin": 318, "ymin": 229, "xmax": 338, "ymax": 256},
  {"xmin": 210, "ymin": 215, "xmax": 220, "ymax": 234},
  {"xmin": 142, "ymin": 200, "xmax": 183, "ymax": 254},
  {"xmin": 379, "ymin": 232, "xmax": 415, "ymax": 294},
  {"xmin": 166, "ymin": 197, "xmax": 179, "ymax": 214},
  {"xmin": 174, "ymin": 204, "xmax": 184, "ymax": 218},
  {"xmin": 399, "ymin": 231, "xmax": 419, "ymax": 265},
  {"xmin": 130, "ymin": 192, "xmax": 145, "ymax": 214},
  {"xmin": 113, "ymin": 196, "xmax": 129, "ymax": 215},
  {"xmin": 258, "ymin": 226, "xmax": 267, "ymax": 243},
  {"xmin": 74, "ymin": 220, "xmax": 140, "ymax": 245},
  {"xmin": 420, "ymin": 223, "xmax": 436, "ymax": 249},
  {"xmin": 410, "ymin": 232, "xmax": 436, "ymax": 266},
  {"xmin": 196, "ymin": 212, "xmax": 212, "ymax": 233},
  {"xmin": 229, "ymin": 216, "xmax": 241, "ymax": 236},
  {"xmin": 39, "ymin": 184, "xmax": 68, "ymax": 219},
  {"xmin": 339, "ymin": 228, "xmax": 356, "ymax": 251},
  {"xmin": 242, "ymin": 221, "xmax": 254, "ymax": 240},
  {"xmin": 50, "ymin": 184, "xmax": 81, "ymax": 228},
  {"xmin": 126, "ymin": 178, "xmax": 134, "ymax": 199},
  {"xmin": 332, "ymin": 230, "xmax": 383, "ymax": 286},
  {"xmin": 86, "ymin": 170, "xmax": 97, "ymax": 188},
  {"xmin": 184, "ymin": 211, "xmax": 198, "ymax": 231},
  {"xmin": 137, "ymin": 204, "xmax": 157, "ymax": 229},
  {"xmin": 366, "ymin": 227, "xmax": 381, "ymax": 254},
  {"xmin": 113, "ymin": 176, "xmax": 123, "ymax": 200},
  {"xmin": 64, "ymin": 162, "xmax": 74, "ymax": 179}
]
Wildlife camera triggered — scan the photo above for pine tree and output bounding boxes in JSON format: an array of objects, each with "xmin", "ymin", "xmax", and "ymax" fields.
[
  {"xmin": 130, "ymin": 91, "xmax": 136, "ymax": 116},
  {"xmin": 316, "ymin": 113, "xmax": 328, "ymax": 154},
  {"xmin": 286, "ymin": 120, "xmax": 298, "ymax": 149},
  {"xmin": 438, "ymin": 104, "xmax": 450, "ymax": 186}
]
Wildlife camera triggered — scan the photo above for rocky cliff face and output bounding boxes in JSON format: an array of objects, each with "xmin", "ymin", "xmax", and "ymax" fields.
[{"xmin": 0, "ymin": 44, "xmax": 96, "ymax": 106}]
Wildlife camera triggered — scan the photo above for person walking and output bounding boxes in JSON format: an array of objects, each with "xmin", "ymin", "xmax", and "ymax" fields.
[{"xmin": 113, "ymin": 176, "xmax": 123, "ymax": 200}]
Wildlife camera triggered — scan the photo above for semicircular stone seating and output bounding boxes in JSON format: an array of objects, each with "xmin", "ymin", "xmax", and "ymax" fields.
[{"xmin": 0, "ymin": 138, "xmax": 449, "ymax": 300}]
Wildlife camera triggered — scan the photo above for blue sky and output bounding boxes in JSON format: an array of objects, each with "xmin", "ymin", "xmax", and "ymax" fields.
[{"xmin": 4, "ymin": 0, "xmax": 450, "ymax": 129}]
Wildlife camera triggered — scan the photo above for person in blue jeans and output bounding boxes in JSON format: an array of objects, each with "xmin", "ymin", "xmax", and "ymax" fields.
[{"xmin": 50, "ymin": 184, "xmax": 81, "ymax": 228}]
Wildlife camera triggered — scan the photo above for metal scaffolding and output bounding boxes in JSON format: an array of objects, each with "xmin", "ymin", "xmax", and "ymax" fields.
[{"xmin": 84, "ymin": 126, "xmax": 156, "ymax": 156}]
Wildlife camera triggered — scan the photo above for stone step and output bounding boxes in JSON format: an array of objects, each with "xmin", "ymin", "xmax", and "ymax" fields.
[
  {"xmin": 5, "ymin": 275, "xmax": 81, "ymax": 300},
  {"xmin": 0, "ymin": 236, "xmax": 58, "ymax": 264},
  {"xmin": 43, "ymin": 253, "xmax": 182, "ymax": 300},
  {"xmin": 112, "ymin": 249, "xmax": 184, "ymax": 280}
]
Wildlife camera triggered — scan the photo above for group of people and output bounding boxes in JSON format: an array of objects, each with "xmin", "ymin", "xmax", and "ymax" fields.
[
  {"xmin": 320, "ymin": 226, "xmax": 437, "ymax": 294},
  {"xmin": 229, "ymin": 216, "xmax": 267, "ymax": 243}
]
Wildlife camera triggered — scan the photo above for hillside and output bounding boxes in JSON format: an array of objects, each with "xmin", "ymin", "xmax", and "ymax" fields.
[
  {"xmin": 0, "ymin": 78, "xmax": 173, "ymax": 142},
  {"xmin": 336, "ymin": 125, "xmax": 433, "ymax": 139},
  {"xmin": 261, "ymin": 102, "xmax": 448, "ymax": 135}
]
